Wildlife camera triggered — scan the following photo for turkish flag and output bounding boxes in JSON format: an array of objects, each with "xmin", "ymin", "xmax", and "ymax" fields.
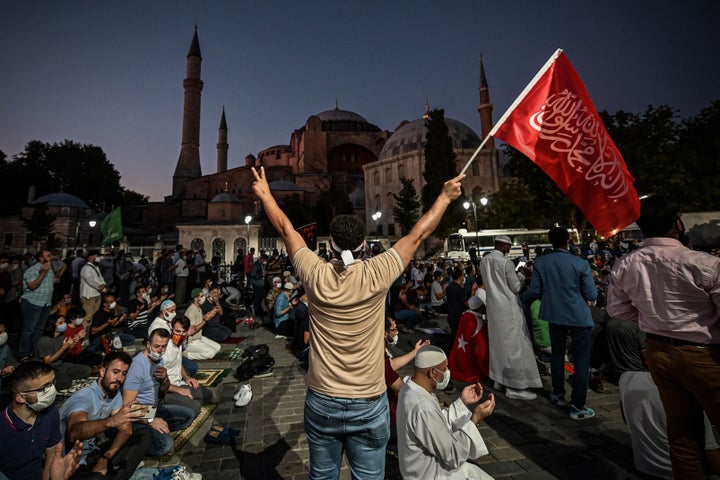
[
  {"xmin": 493, "ymin": 50, "xmax": 640, "ymax": 238},
  {"xmin": 448, "ymin": 310, "xmax": 489, "ymax": 383}
]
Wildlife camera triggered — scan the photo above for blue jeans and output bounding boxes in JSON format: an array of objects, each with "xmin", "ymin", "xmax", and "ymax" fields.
[
  {"xmin": 549, "ymin": 324, "xmax": 592, "ymax": 409},
  {"xmin": 304, "ymin": 389, "xmax": 389, "ymax": 480},
  {"xmin": 393, "ymin": 309, "xmax": 422, "ymax": 329},
  {"xmin": 19, "ymin": 300, "xmax": 51, "ymax": 357},
  {"xmin": 146, "ymin": 402, "xmax": 197, "ymax": 457}
]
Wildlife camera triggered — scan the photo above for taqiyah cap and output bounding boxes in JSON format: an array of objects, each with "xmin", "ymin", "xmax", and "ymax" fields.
[{"xmin": 415, "ymin": 345, "xmax": 447, "ymax": 368}]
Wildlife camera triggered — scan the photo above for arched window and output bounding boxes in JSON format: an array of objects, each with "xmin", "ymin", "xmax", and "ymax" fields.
[
  {"xmin": 374, "ymin": 194, "xmax": 381, "ymax": 211},
  {"xmin": 398, "ymin": 164, "xmax": 405, "ymax": 179},
  {"xmin": 191, "ymin": 238, "xmax": 204, "ymax": 253},
  {"xmin": 373, "ymin": 170, "xmax": 380, "ymax": 185},
  {"xmin": 212, "ymin": 238, "xmax": 226, "ymax": 263},
  {"xmin": 233, "ymin": 238, "xmax": 247, "ymax": 261},
  {"xmin": 385, "ymin": 168, "xmax": 391, "ymax": 183}
]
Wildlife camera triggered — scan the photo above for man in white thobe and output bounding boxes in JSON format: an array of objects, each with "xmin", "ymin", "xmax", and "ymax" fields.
[
  {"xmin": 398, "ymin": 345, "xmax": 495, "ymax": 479},
  {"xmin": 479, "ymin": 236, "xmax": 541, "ymax": 400}
]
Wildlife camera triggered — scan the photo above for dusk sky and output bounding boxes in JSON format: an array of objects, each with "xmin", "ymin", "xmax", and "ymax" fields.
[{"xmin": 2, "ymin": 1, "xmax": 718, "ymax": 201}]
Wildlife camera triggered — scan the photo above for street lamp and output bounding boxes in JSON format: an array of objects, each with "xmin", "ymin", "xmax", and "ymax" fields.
[
  {"xmin": 244, "ymin": 215, "xmax": 252, "ymax": 250},
  {"xmin": 371, "ymin": 211, "xmax": 382, "ymax": 235},
  {"xmin": 463, "ymin": 201, "xmax": 479, "ymax": 253},
  {"xmin": 479, "ymin": 197, "xmax": 488, "ymax": 229}
]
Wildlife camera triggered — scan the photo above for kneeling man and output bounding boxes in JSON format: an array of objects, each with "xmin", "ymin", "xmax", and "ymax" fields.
[{"xmin": 397, "ymin": 345, "xmax": 495, "ymax": 479}]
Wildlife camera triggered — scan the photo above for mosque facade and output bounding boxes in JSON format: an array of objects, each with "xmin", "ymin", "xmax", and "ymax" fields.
[{"xmin": 135, "ymin": 28, "xmax": 501, "ymax": 262}]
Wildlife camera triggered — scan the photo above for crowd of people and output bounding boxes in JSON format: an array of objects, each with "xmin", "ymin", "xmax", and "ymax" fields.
[{"xmin": 1, "ymin": 170, "xmax": 719, "ymax": 479}]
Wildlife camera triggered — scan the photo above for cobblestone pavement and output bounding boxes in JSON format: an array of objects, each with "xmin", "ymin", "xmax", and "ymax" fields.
[{"xmin": 165, "ymin": 318, "xmax": 644, "ymax": 480}]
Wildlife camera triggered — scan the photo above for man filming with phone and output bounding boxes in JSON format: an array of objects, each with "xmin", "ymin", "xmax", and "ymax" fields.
[{"xmin": 59, "ymin": 351, "xmax": 153, "ymax": 479}]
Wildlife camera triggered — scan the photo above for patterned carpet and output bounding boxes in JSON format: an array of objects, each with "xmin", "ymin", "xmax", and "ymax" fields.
[
  {"xmin": 151, "ymin": 403, "xmax": 218, "ymax": 459},
  {"xmin": 195, "ymin": 368, "xmax": 233, "ymax": 387}
]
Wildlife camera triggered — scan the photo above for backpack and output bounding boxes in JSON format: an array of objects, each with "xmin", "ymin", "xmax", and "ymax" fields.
[{"xmin": 235, "ymin": 344, "xmax": 274, "ymax": 380}]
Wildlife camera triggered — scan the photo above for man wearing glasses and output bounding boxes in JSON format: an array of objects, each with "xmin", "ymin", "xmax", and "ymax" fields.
[{"xmin": 0, "ymin": 361, "xmax": 83, "ymax": 480}]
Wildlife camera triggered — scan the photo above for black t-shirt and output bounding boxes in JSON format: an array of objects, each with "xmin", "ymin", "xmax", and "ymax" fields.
[
  {"xmin": 91, "ymin": 308, "xmax": 118, "ymax": 341},
  {"xmin": 446, "ymin": 282, "xmax": 468, "ymax": 323}
]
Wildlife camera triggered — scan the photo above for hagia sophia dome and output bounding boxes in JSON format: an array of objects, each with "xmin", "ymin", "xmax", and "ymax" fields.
[
  {"xmin": 379, "ymin": 117, "xmax": 480, "ymax": 162},
  {"xmin": 313, "ymin": 107, "xmax": 381, "ymax": 133}
]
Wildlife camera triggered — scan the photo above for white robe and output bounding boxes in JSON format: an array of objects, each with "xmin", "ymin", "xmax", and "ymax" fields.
[
  {"xmin": 479, "ymin": 250, "xmax": 541, "ymax": 389},
  {"xmin": 397, "ymin": 379, "xmax": 493, "ymax": 480}
]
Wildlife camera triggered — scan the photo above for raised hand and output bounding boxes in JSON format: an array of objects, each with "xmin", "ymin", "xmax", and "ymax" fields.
[
  {"xmin": 461, "ymin": 382, "xmax": 484, "ymax": 406},
  {"xmin": 471, "ymin": 393, "xmax": 495, "ymax": 425}
]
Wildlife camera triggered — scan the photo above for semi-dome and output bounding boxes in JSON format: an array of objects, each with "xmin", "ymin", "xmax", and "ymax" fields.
[
  {"xmin": 378, "ymin": 117, "xmax": 480, "ymax": 162},
  {"xmin": 209, "ymin": 191, "xmax": 241, "ymax": 203},
  {"xmin": 32, "ymin": 192, "xmax": 89, "ymax": 209}
]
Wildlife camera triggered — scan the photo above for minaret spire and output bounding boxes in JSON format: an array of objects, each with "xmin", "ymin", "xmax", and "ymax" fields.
[
  {"xmin": 217, "ymin": 107, "xmax": 229, "ymax": 173},
  {"xmin": 422, "ymin": 98, "xmax": 430, "ymax": 119},
  {"xmin": 173, "ymin": 27, "xmax": 204, "ymax": 199},
  {"xmin": 477, "ymin": 54, "xmax": 495, "ymax": 149}
]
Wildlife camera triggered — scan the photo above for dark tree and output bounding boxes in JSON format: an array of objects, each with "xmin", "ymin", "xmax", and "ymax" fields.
[
  {"xmin": 0, "ymin": 140, "xmax": 148, "ymax": 215},
  {"xmin": 21, "ymin": 202, "xmax": 60, "ymax": 249},
  {"xmin": 421, "ymin": 109, "xmax": 465, "ymax": 238},
  {"xmin": 392, "ymin": 177, "xmax": 421, "ymax": 235}
]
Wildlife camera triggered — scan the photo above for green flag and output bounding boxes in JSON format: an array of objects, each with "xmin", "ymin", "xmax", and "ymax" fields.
[{"xmin": 100, "ymin": 207, "xmax": 123, "ymax": 246}]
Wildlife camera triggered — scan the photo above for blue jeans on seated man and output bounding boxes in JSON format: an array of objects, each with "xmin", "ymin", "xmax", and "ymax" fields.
[
  {"xmin": 145, "ymin": 402, "xmax": 197, "ymax": 457},
  {"xmin": 304, "ymin": 389, "xmax": 390, "ymax": 480},
  {"xmin": 394, "ymin": 309, "xmax": 423, "ymax": 329},
  {"xmin": 549, "ymin": 323, "xmax": 592, "ymax": 409}
]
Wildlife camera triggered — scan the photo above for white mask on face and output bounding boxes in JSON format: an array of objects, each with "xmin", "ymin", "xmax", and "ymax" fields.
[
  {"xmin": 433, "ymin": 367, "xmax": 451, "ymax": 390},
  {"xmin": 73, "ymin": 317, "xmax": 84, "ymax": 326},
  {"xmin": 108, "ymin": 302, "xmax": 117, "ymax": 310},
  {"xmin": 148, "ymin": 349, "xmax": 162, "ymax": 362},
  {"xmin": 0, "ymin": 332, "xmax": 8, "ymax": 347},
  {"xmin": 0, "ymin": 263, "xmax": 8, "ymax": 269},
  {"xmin": 388, "ymin": 334, "xmax": 399, "ymax": 346},
  {"xmin": 198, "ymin": 296, "xmax": 206, "ymax": 305},
  {"xmin": 24, "ymin": 384, "xmax": 58, "ymax": 412},
  {"xmin": 163, "ymin": 311, "xmax": 177, "ymax": 322}
]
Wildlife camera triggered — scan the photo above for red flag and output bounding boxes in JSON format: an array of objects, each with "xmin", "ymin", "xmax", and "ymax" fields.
[
  {"xmin": 492, "ymin": 50, "xmax": 640, "ymax": 238},
  {"xmin": 448, "ymin": 311, "xmax": 489, "ymax": 383}
]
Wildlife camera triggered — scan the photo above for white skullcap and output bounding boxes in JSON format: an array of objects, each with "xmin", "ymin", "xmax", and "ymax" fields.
[
  {"xmin": 283, "ymin": 282, "xmax": 294, "ymax": 291},
  {"xmin": 495, "ymin": 235, "xmax": 512, "ymax": 245},
  {"xmin": 415, "ymin": 345, "xmax": 447, "ymax": 368},
  {"xmin": 468, "ymin": 295, "xmax": 483, "ymax": 311}
]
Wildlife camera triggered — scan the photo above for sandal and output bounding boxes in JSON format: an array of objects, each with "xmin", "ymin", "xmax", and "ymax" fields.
[{"xmin": 204, "ymin": 428, "xmax": 231, "ymax": 445}]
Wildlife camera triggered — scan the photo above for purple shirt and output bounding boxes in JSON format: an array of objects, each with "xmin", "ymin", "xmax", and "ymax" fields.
[{"xmin": 606, "ymin": 237, "xmax": 720, "ymax": 344}]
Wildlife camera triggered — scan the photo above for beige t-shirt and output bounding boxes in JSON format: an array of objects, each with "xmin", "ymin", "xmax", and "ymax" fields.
[
  {"xmin": 293, "ymin": 247, "xmax": 404, "ymax": 398},
  {"xmin": 184, "ymin": 303, "xmax": 204, "ymax": 343}
]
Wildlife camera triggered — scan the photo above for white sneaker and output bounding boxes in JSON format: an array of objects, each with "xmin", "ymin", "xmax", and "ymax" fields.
[
  {"xmin": 234, "ymin": 384, "xmax": 252, "ymax": 407},
  {"xmin": 171, "ymin": 466, "xmax": 202, "ymax": 480},
  {"xmin": 505, "ymin": 388, "xmax": 537, "ymax": 400}
]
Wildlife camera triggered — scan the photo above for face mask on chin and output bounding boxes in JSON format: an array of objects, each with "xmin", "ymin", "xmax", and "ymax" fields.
[
  {"xmin": 147, "ymin": 349, "xmax": 162, "ymax": 362},
  {"xmin": 23, "ymin": 384, "xmax": 58, "ymax": 412}
]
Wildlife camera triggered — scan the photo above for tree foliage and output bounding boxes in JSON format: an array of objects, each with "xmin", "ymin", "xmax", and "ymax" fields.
[
  {"xmin": 421, "ymin": 109, "xmax": 465, "ymax": 238},
  {"xmin": 0, "ymin": 140, "xmax": 148, "ymax": 215},
  {"xmin": 392, "ymin": 177, "xmax": 421, "ymax": 235},
  {"xmin": 21, "ymin": 202, "xmax": 61, "ymax": 249}
]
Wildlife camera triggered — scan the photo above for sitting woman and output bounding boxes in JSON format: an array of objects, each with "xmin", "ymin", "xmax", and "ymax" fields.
[{"xmin": 36, "ymin": 315, "xmax": 92, "ymax": 390}]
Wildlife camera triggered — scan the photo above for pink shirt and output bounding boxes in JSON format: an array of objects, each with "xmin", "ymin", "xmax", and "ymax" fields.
[{"xmin": 606, "ymin": 237, "xmax": 720, "ymax": 344}]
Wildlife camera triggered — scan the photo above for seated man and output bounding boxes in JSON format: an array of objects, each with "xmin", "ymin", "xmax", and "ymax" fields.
[
  {"xmin": 184, "ymin": 289, "xmax": 222, "ymax": 360},
  {"xmin": 122, "ymin": 328, "xmax": 196, "ymax": 457},
  {"xmin": 430, "ymin": 271, "xmax": 448, "ymax": 314},
  {"xmin": 125, "ymin": 286, "xmax": 151, "ymax": 339},
  {"xmin": 162, "ymin": 315, "xmax": 216, "ymax": 418},
  {"xmin": 392, "ymin": 278, "xmax": 424, "ymax": 332},
  {"xmin": 200, "ymin": 284, "xmax": 232, "ymax": 343},
  {"xmin": 60, "ymin": 352, "xmax": 153, "ymax": 479},
  {"xmin": 89, "ymin": 295, "xmax": 134, "ymax": 353},
  {"xmin": 148, "ymin": 299, "xmax": 198, "ymax": 376},
  {"xmin": 0, "ymin": 361, "xmax": 83, "ymax": 480},
  {"xmin": 397, "ymin": 345, "xmax": 495, "ymax": 479},
  {"xmin": 36, "ymin": 315, "xmax": 92, "ymax": 391}
]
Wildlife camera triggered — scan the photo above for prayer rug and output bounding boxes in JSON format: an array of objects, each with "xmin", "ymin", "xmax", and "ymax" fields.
[
  {"xmin": 150, "ymin": 403, "xmax": 218, "ymax": 459},
  {"xmin": 194, "ymin": 368, "xmax": 233, "ymax": 387},
  {"xmin": 203, "ymin": 345, "xmax": 245, "ymax": 362},
  {"xmin": 220, "ymin": 335, "xmax": 248, "ymax": 344}
]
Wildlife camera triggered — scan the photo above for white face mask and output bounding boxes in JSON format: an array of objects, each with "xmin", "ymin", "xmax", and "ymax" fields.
[
  {"xmin": 0, "ymin": 263, "xmax": 8, "ymax": 269},
  {"xmin": 148, "ymin": 349, "xmax": 163, "ymax": 362},
  {"xmin": 142, "ymin": 293, "xmax": 150, "ymax": 301},
  {"xmin": 433, "ymin": 368, "xmax": 451, "ymax": 390},
  {"xmin": 24, "ymin": 384, "xmax": 58, "ymax": 412},
  {"xmin": 0, "ymin": 332, "xmax": 8, "ymax": 347},
  {"xmin": 73, "ymin": 317, "xmax": 84, "ymax": 326},
  {"xmin": 388, "ymin": 334, "xmax": 399, "ymax": 346},
  {"xmin": 164, "ymin": 311, "xmax": 177, "ymax": 322},
  {"xmin": 108, "ymin": 302, "xmax": 117, "ymax": 310},
  {"xmin": 198, "ymin": 296, "xmax": 206, "ymax": 305}
]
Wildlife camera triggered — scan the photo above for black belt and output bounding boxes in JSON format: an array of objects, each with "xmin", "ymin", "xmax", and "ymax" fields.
[
  {"xmin": 364, "ymin": 394, "xmax": 383, "ymax": 402},
  {"xmin": 646, "ymin": 333, "xmax": 719, "ymax": 349}
]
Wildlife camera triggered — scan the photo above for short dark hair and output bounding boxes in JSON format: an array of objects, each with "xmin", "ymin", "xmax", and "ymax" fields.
[
  {"xmin": 148, "ymin": 328, "xmax": 170, "ymax": 342},
  {"xmin": 102, "ymin": 351, "xmax": 133, "ymax": 369},
  {"xmin": 173, "ymin": 315, "xmax": 191, "ymax": 330},
  {"xmin": 451, "ymin": 268, "xmax": 463, "ymax": 281},
  {"xmin": 636, "ymin": 195, "xmax": 678, "ymax": 238},
  {"xmin": 329, "ymin": 215, "xmax": 366, "ymax": 252},
  {"xmin": 8, "ymin": 361, "xmax": 54, "ymax": 393},
  {"xmin": 549, "ymin": 227, "xmax": 570, "ymax": 249}
]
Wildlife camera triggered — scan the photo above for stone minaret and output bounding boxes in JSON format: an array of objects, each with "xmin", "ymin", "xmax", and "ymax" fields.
[
  {"xmin": 172, "ymin": 26, "xmax": 204, "ymax": 199},
  {"xmin": 477, "ymin": 55, "xmax": 495, "ymax": 149},
  {"xmin": 217, "ymin": 107, "xmax": 228, "ymax": 173}
]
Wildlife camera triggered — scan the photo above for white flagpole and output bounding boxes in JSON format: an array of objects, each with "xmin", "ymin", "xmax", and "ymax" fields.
[{"xmin": 460, "ymin": 48, "xmax": 563, "ymax": 175}]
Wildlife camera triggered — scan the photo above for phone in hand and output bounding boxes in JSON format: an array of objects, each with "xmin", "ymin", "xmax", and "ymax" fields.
[
  {"xmin": 131, "ymin": 404, "xmax": 157, "ymax": 420},
  {"xmin": 515, "ymin": 261, "xmax": 526, "ymax": 272}
]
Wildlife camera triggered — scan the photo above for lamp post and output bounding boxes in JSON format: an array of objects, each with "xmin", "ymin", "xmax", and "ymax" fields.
[
  {"xmin": 463, "ymin": 201, "xmax": 479, "ymax": 252},
  {"xmin": 371, "ymin": 211, "xmax": 382, "ymax": 236},
  {"xmin": 244, "ymin": 215, "xmax": 252, "ymax": 250},
  {"xmin": 479, "ymin": 196, "xmax": 488, "ymax": 229}
]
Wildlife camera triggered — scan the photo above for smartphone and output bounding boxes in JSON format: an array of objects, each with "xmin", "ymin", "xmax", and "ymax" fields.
[{"xmin": 131, "ymin": 404, "xmax": 157, "ymax": 420}]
